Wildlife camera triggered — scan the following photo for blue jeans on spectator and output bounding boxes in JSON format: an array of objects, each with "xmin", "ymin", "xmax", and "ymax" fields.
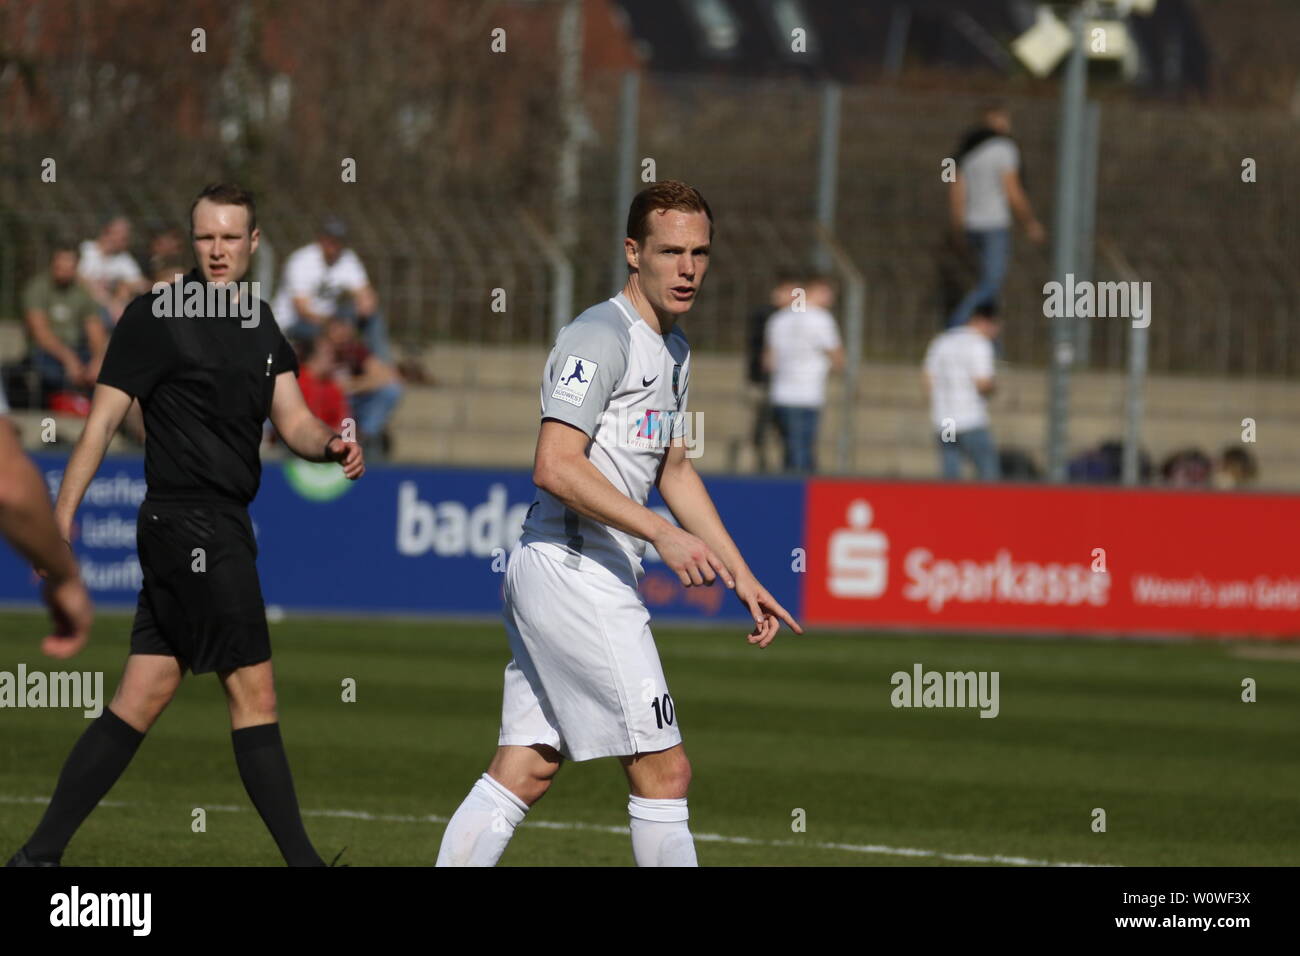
[
  {"xmin": 351, "ymin": 381, "xmax": 402, "ymax": 441},
  {"xmin": 773, "ymin": 405, "xmax": 821, "ymax": 474},
  {"xmin": 938, "ymin": 426, "xmax": 1000, "ymax": 480},
  {"xmin": 948, "ymin": 228, "xmax": 1010, "ymax": 328}
]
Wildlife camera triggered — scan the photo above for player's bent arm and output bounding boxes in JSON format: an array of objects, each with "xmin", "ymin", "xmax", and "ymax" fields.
[
  {"xmin": 533, "ymin": 419, "xmax": 670, "ymax": 544},
  {"xmin": 54, "ymin": 384, "xmax": 135, "ymax": 539},
  {"xmin": 657, "ymin": 443, "xmax": 802, "ymax": 642},
  {"xmin": 269, "ymin": 371, "xmax": 365, "ymax": 475},
  {"xmin": 656, "ymin": 444, "xmax": 749, "ymax": 580}
]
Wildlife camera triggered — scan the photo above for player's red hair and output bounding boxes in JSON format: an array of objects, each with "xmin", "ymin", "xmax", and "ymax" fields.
[{"xmin": 626, "ymin": 180, "xmax": 714, "ymax": 246}]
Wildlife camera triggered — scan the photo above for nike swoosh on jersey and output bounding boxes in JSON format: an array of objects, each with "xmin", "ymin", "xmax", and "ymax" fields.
[{"xmin": 642, "ymin": 375, "xmax": 659, "ymax": 387}]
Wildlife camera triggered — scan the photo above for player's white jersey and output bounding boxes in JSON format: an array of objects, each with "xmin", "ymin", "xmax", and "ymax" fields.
[{"xmin": 520, "ymin": 292, "xmax": 691, "ymax": 582}]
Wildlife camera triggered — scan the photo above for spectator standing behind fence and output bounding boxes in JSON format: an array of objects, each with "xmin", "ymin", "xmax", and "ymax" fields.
[
  {"xmin": 22, "ymin": 243, "xmax": 107, "ymax": 399},
  {"xmin": 78, "ymin": 216, "xmax": 149, "ymax": 325},
  {"xmin": 763, "ymin": 276, "xmax": 844, "ymax": 474},
  {"xmin": 273, "ymin": 216, "xmax": 394, "ymax": 363},
  {"xmin": 743, "ymin": 272, "xmax": 799, "ymax": 472},
  {"xmin": 924, "ymin": 302, "xmax": 1001, "ymax": 480},
  {"xmin": 946, "ymin": 102, "xmax": 1045, "ymax": 329}
]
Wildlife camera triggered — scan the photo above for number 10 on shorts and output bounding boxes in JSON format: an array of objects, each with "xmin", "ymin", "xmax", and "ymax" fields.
[
  {"xmin": 641, "ymin": 678, "xmax": 676, "ymax": 729},
  {"xmin": 650, "ymin": 693, "xmax": 675, "ymax": 729}
]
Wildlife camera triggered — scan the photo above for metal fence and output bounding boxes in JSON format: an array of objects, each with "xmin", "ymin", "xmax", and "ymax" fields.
[{"xmin": 5, "ymin": 66, "xmax": 1295, "ymax": 379}]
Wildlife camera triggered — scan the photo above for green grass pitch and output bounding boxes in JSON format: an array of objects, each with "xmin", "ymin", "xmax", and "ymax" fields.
[{"xmin": 1, "ymin": 610, "xmax": 1296, "ymax": 866}]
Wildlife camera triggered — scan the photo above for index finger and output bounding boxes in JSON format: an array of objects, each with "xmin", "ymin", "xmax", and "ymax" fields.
[{"xmin": 764, "ymin": 595, "xmax": 803, "ymax": 635}]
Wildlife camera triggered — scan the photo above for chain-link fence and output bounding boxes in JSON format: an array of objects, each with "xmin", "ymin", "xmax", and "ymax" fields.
[{"xmin": 6, "ymin": 64, "xmax": 1295, "ymax": 374}]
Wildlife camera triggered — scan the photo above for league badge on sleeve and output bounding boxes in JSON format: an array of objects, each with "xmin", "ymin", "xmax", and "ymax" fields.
[{"xmin": 552, "ymin": 355, "xmax": 597, "ymax": 407}]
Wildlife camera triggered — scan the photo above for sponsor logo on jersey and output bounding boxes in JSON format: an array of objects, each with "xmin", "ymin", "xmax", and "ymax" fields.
[{"xmin": 552, "ymin": 355, "xmax": 597, "ymax": 406}]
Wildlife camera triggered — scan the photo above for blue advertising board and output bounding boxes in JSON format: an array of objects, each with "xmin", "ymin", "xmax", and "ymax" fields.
[{"xmin": 0, "ymin": 455, "xmax": 806, "ymax": 624}]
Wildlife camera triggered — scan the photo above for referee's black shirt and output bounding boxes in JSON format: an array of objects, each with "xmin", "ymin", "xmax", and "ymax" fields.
[{"xmin": 97, "ymin": 269, "xmax": 299, "ymax": 506}]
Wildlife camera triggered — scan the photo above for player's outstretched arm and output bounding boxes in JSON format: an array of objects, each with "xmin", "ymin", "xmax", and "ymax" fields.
[
  {"xmin": 269, "ymin": 371, "xmax": 364, "ymax": 478},
  {"xmin": 657, "ymin": 443, "xmax": 802, "ymax": 647}
]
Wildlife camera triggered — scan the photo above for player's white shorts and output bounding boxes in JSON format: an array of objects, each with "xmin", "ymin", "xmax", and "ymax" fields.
[{"xmin": 498, "ymin": 540, "xmax": 681, "ymax": 762}]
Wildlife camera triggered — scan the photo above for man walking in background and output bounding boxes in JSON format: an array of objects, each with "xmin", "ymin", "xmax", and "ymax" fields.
[
  {"xmin": 946, "ymin": 102, "xmax": 1045, "ymax": 329},
  {"xmin": 764, "ymin": 274, "xmax": 844, "ymax": 474},
  {"xmin": 924, "ymin": 302, "xmax": 1001, "ymax": 481}
]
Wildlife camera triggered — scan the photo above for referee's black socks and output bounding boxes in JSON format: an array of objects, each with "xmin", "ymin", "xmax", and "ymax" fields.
[
  {"xmin": 231, "ymin": 722, "xmax": 325, "ymax": 867},
  {"xmin": 23, "ymin": 708, "xmax": 145, "ymax": 864}
]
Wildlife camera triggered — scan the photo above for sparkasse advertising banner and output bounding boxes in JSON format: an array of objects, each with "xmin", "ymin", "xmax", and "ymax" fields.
[{"xmin": 801, "ymin": 479, "xmax": 1300, "ymax": 639}]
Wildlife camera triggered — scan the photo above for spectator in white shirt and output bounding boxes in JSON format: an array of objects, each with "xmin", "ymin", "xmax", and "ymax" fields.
[
  {"xmin": 78, "ymin": 216, "xmax": 148, "ymax": 324},
  {"xmin": 273, "ymin": 216, "xmax": 392, "ymax": 362},
  {"xmin": 763, "ymin": 275, "xmax": 844, "ymax": 474},
  {"xmin": 923, "ymin": 302, "xmax": 1001, "ymax": 480},
  {"xmin": 946, "ymin": 103, "xmax": 1045, "ymax": 328}
]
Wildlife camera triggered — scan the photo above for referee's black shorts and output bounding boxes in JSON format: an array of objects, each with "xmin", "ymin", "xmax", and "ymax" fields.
[{"xmin": 130, "ymin": 498, "xmax": 271, "ymax": 675}]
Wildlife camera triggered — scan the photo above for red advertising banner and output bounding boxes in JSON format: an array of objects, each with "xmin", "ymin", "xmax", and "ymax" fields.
[{"xmin": 802, "ymin": 480, "xmax": 1300, "ymax": 639}]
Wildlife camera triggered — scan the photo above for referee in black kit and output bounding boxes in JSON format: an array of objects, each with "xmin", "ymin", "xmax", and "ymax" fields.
[{"xmin": 7, "ymin": 183, "xmax": 364, "ymax": 867}]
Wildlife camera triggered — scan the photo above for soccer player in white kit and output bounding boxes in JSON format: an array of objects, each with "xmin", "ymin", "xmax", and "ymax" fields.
[{"xmin": 436, "ymin": 181, "xmax": 802, "ymax": 867}]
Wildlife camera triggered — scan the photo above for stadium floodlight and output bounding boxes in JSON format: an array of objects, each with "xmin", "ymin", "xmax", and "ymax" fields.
[{"xmin": 1011, "ymin": 7, "xmax": 1074, "ymax": 78}]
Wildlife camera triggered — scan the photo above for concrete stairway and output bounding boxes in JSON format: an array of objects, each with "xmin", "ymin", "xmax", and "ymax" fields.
[{"xmin": 384, "ymin": 344, "xmax": 1299, "ymax": 487}]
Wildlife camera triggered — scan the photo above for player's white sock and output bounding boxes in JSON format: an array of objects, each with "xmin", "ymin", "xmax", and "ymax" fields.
[
  {"xmin": 435, "ymin": 773, "xmax": 529, "ymax": 867},
  {"xmin": 628, "ymin": 795, "xmax": 698, "ymax": 867}
]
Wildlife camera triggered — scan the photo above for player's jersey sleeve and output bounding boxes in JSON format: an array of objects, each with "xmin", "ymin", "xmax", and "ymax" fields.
[
  {"xmin": 539, "ymin": 315, "xmax": 629, "ymax": 438},
  {"xmin": 97, "ymin": 294, "xmax": 178, "ymax": 400}
]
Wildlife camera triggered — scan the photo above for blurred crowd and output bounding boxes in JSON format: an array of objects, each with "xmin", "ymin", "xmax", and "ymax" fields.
[{"xmin": 3, "ymin": 214, "xmax": 414, "ymax": 459}]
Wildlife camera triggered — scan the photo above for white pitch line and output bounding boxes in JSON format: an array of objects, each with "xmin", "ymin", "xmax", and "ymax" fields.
[{"xmin": 0, "ymin": 795, "xmax": 1106, "ymax": 867}]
